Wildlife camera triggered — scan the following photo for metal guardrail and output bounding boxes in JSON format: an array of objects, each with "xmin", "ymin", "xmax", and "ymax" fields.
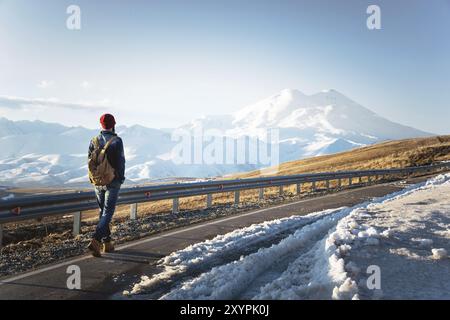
[{"xmin": 0, "ymin": 163, "xmax": 449, "ymax": 247}]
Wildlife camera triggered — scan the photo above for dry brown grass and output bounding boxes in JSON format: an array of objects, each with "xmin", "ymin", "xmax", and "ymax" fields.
[
  {"xmin": 82, "ymin": 188, "xmax": 289, "ymax": 223},
  {"xmin": 234, "ymin": 135, "xmax": 450, "ymax": 178}
]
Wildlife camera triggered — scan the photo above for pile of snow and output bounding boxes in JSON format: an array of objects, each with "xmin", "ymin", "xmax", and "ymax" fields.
[
  {"xmin": 431, "ymin": 248, "xmax": 448, "ymax": 260},
  {"xmin": 160, "ymin": 206, "xmax": 354, "ymax": 300},
  {"xmin": 323, "ymin": 173, "xmax": 450, "ymax": 299},
  {"xmin": 412, "ymin": 238, "xmax": 434, "ymax": 247}
]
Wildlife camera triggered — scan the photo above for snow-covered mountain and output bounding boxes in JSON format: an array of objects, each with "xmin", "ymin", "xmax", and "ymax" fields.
[
  {"xmin": 0, "ymin": 89, "xmax": 431, "ymax": 187},
  {"xmin": 180, "ymin": 88, "xmax": 430, "ymax": 159}
]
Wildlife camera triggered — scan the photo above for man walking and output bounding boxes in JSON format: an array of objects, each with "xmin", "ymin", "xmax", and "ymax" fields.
[{"xmin": 87, "ymin": 113, "xmax": 125, "ymax": 257}]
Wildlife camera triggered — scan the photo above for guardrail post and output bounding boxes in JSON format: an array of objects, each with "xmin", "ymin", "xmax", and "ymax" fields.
[
  {"xmin": 206, "ymin": 194, "xmax": 213, "ymax": 208},
  {"xmin": 0, "ymin": 224, "xmax": 3, "ymax": 249},
  {"xmin": 368, "ymin": 176, "xmax": 372, "ymax": 184},
  {"xmin": 234, "ymin": 191, "xmax": 240, "ymax": 206},
  {"xmin": 279, "ymin": 185, "xmax": 283, "ymax": 196},
  {"xmin": 349, "ymin": 177, "xmax": 352, "ymax": 186},
  {"xmin": 259, "ymin": 188, "xmax": 264, "ymax": 200},
  {"xmin": 73, "ymin": 211, "xmax": 82, "ymax": 236},
  {"xmin": 358, "ymin": 176, "xmax": 362, "ymax": 184},
  {"xmin": 173, "ymin": 198, "xmax": 179, "ymax": 214},
  {"xmin": 338, "ymin": 178, "xmax": 342, "ymax": 188},
  {"xmin": 326, "ymin": 180, "xmax": 330, "ymax": 190},
  {"xmin": 130, "ymin": 203, "xmax": 138, "ymax": 220},
  {"xmin": 312, "ymin": 181, "xmax": 316, "ymax": 192},
  {"xmin": 296, "ymin": 183, "xmax": 301, "ymax": 195}
]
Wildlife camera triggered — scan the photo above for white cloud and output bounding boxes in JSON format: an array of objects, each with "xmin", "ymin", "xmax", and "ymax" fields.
[
  {"xmin": 37, "ymin": 80, "xmax": 55, "ymax": 89},
  {"xmin": 0, "ymin": 96, "xmax": 116, "ymax": 128},
  {"xmin": 0, "ymin": 95, "xmax": 108, "ymax": 111}
]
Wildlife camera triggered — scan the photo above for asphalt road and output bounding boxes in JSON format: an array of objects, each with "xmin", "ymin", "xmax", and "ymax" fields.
[{"xmin": 0, "ymin": 176, "xmax": 433, "ymax": 300}]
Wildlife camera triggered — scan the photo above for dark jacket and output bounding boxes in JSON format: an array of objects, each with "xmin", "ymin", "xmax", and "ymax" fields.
[{"xmin": 88, "ymin": 130, "xmax": 126, "ymax": 185}]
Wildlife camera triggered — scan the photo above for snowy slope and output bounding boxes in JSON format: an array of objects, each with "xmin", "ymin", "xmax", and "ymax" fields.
[
  {"xmin": 0, "ymin": 89, "xmax": 431, "ymax": 186},
  {"xmin": 125, "ymin": 173, "xmax": 450, "ymax": 300}
]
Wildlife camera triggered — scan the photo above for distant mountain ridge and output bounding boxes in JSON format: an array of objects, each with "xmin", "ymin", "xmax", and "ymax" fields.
[
  {"xmin": 183, "ymin": 89, "xmax": 428, "ymax": 142},
  {"xmin": 0, "ymin": 89, "xmax": 432, "ymax": 187}
]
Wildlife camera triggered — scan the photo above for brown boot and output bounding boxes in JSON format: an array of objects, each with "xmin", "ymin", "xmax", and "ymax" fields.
[
  {"xmin": 103, "ymin": 241, "xmax": 115, "ymax": 253},
  {"xmin": 87, "ymin": 239, "xmax": 102, "ymax": 257}
]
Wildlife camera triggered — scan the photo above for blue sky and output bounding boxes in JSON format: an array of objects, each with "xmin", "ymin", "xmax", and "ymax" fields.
[{"xmin": 0, "ymin": 0, "xmax": 449, "ymax": 133}]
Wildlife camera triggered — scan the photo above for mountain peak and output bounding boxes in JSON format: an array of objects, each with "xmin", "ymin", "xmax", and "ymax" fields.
[
  {"xmin": 277, "ymin": 88, "xmax": 306, "ymax": 100},
  {"xmin": 321, "ymin": 89, "xmax": 339, "ymax": 93},
  {"xmin": 280, "ymin": 88, "xmax": 304, "ymax": 95},
  {"xmin": 316, "ymin": 88, "xmax": 346, "ymax": 98},
  {"xmin": 280, "ymin": 88, "xmax": 347, "ymax": 101}
]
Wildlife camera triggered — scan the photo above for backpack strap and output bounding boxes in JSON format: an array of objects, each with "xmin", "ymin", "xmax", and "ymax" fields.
[
  {"xmin": 99, "ymin": 137, "xmax": 116, "ymax": 162},
  {"xmin": 91, "ymin": 136, "xmax": 100, "ymax": 148},
  {"xmin": 100, "ymin": 137, "xmax": 117, "ymax": 155}
]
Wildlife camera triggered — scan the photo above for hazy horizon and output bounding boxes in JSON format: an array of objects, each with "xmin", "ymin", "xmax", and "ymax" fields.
[{"xmin": 0, "ymin": 87, "xmax": 437, "ymax": 136}]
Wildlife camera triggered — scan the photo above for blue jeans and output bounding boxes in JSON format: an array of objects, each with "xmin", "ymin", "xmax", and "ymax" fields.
[{"xmin": 93, "ymin": 182, "xmax": 121, "ymax": 242}]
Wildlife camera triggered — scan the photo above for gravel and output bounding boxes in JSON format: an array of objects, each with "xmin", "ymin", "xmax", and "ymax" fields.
[{"xmin": 0, "ymin": 188, "xmax": 343, "ymax": 277}]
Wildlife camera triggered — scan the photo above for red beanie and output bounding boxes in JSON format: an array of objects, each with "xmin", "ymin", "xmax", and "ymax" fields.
[{"xmin": 100, "ymin": 113, "xmax": 116, "ymax": 129}]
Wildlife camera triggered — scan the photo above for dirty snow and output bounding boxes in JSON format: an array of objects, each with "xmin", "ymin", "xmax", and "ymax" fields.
[
  {"xmin": 126, "ymin": 173, "xmax": 450, "ymax": 300},
  {"xmin": 431, "ymin": 248, "xmax": 448, "ymax": 260},
  {"xmin": 126, "ymin": 207, "xmax": 346, "ymax": 295},
  {"xmin": 1, "ymin": 193, "xmax": 14, "ymax": 201}
]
